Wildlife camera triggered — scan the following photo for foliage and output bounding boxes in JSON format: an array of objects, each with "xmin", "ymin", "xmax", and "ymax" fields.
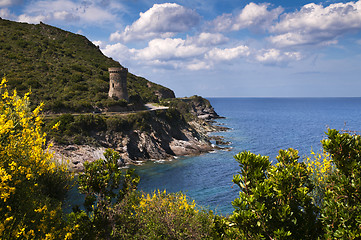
[
  {"xmin": 0, "ymin": 77, "xmax": 72, "ymax": 239},
  {"xmin": 305, "ymin": 149, "xmax": 335, "ymax": 207},
  {"xmin": 320, "ymin": 129, "xmax": 361, "ymax": 239},
  {"xmin": 230, "ymin": 149, "xmax": 322, "ymax": 239},
  {"xmin": 45, "ymin": 108, "xmax": 187, "ymax": 145},
  {"xmin": 0, "ymin": 18, "xmax": 173, "ymax": 112},
  {"xmin": 67, "ymin": 148, "xmax": 216, "ymax": 239},
  {"xmin": 130, "ymin": 190, "xmax": 216, "ymax": 239},
  {"xmin": 161, "ymin": 95, "xmax": 212, "ymax": 121},
  {"xmin": 68, "ymin": 149, "xmax": 140, "ymax": 239}
]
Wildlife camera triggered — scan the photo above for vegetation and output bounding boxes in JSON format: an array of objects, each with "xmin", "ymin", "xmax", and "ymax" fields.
[
  {"xmin": 3, "ymin": 77, "xmax": 361, "ymax": 239},
  {"xmin": 0, "ymin": 18, "xmax": 173, "ymax": 112},
  {"xmin": 161, "ymin": 95, "xmax": 214, "ymax": 121},
  {"xmin": 0, "ymin": 78, "xmax": 72, "ymax": 239},
  {"xmin": 230, "ymin": 149, "xmax": 321, "ymax": 239},
  {"xmin": 44, "ymin": 108, "xmax": 186, "ymax": 145}
]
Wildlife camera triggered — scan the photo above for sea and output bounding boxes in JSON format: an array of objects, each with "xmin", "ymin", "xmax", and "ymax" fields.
[{"xmin": 130, "ymin": 98, "xmax": 361, "ymax": 216}]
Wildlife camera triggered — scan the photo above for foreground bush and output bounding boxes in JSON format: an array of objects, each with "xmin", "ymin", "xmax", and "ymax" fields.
[
  {"xmin": 0, "ymin": 77, "xmax": 72, "ymax": 239},
  {"xmin": 131, "ymin": 190, "xmax": 216, "ymax": 239},
  {"xmin": 226, "ymin": 129, "xmax": 361, "ymax": 240},
  {"xmin": 230, "ymin": 149, "xmax": 321, "ymax": 239},
  {"xmin": 320, "ymin": 129, "xmax": 361, "ymax": 239},
  {"xmin": 68, "ymin": 149, "xmax": 216, "ymax": 240}
]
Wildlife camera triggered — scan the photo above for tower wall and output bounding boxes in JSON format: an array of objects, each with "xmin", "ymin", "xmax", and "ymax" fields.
[{"xmin": 108, "ymin": 67, "xmax": 128, "ymax": 101}]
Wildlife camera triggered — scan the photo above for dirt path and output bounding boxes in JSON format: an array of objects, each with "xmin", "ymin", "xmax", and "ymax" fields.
[{"xmin": 144, "ymin": 103, "xmax": 169, "ymax": 111}]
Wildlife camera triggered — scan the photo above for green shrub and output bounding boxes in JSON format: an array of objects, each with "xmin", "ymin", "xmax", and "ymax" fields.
[
  {"xmin": 320, "ymin": 129, "xmax": 361, "ymax": 239},
  {"xmin": 230, "ymin": 149, "xmax": 322, "ymax": 239}
]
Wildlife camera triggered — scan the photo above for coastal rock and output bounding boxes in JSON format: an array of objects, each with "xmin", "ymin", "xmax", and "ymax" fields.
[
  {"xmin": 186, "ymin": 96, "xmax": 220, "ymax": 120},
  {"xmin": 51, "ymin": 109, "xmax": 219, "ymax": 171},
  {"xmin": 51, "ymin": 145, "xmax": 108, "ymax": 172}
]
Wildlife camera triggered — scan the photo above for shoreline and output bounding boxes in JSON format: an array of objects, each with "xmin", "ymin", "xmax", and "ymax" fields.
[{"xmin": 52, "ymin": 114, "xmax": 230, "ymax": 172}]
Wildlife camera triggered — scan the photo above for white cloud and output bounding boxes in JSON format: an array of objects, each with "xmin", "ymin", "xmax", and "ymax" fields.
[
  {"xmin": 92, "ymin": 40, "xmax": 104, "ymax": 48},
  {"xmin": 17, "ymin": 0, "xmax": 117, "ymax": 25},
  {"xmin": 206, "ymin": 45, "xmax": 250, "ymax": 61},
  {"xmin": 110, "ymin": 3, "xmax": 200, "ymax": 42},
  {"xmin": 186, "ymin": 60, "xmax": 212, "ymax": 71},
  {"xmin": 101, "ymin": 42, "xmax": 134, "ymax": 63},
  {"xmin": 208, "ymin": 3, "xmax": 283, "ymax": 32},
  {"xmin": 269, "ymin": 1, "xmax": 361, "ymax": 47},
  {"xmin": 186, "ymin": 32, "xmax": 229, "ymax": 46},
  {"xmin": 134, "ymin": 38, "xmax": 207, "ymax": 61},
  {"xmin": 255, "ymin": 48, "xmax": 302, "ymax": 65},
  {"xmin": 17, "ymin": 13, "xmax": 46, "ymax": 23}
]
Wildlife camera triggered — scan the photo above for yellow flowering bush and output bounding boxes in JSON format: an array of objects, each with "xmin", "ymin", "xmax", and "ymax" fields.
[
  {"xmin": 305, "ymin": 149, "xmax": 335, "ymax": 206},
  {"xmin": 130, "ymin": 190, "xmax": 216, "ymax": 239},
  {"xmin": 0, "ymin": 77, "xmax": 71, "ymax": 239}
]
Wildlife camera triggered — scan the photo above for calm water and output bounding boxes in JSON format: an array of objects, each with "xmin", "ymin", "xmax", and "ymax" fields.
[{"xmin": 132, "ymin": 98, "xmax": 361, "ymax": 215}]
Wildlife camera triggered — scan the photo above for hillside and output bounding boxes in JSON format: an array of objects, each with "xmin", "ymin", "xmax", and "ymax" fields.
[{"xmin": 0, "ymin": 18, "xmax": 174, "ymax": 112}]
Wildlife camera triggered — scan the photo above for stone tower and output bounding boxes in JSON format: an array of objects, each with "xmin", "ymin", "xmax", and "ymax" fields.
[{"xmin": 108, "ymin": 67, "xmax": 128, "ymax": 101}]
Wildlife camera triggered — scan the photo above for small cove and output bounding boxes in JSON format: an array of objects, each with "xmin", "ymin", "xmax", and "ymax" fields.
[
  {"xmin": 132, "ymin": 97, "xmax": 361, "ymax": 215},
  {"xmin": 65, "ymin": 98, "xmax": 361, "ymax": 215}
]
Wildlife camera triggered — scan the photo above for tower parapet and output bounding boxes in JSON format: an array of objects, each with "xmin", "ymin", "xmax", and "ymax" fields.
[{"xmin": 108, "ymin": 67, "xmax": 128, "ymax": 101}]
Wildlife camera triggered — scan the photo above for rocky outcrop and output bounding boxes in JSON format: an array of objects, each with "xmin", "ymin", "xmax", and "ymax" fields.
[
  {"xmin": 52, "ymin": 109, "xmax": 216, "ymax": 172},
  {"xmin": 184, "ymin": 96, "xmax": 220, "ymax": 120}
]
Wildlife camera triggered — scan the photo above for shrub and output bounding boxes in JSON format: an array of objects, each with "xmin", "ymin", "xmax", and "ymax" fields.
[
  {"xmin": 68, "ymin": 149, "xmax": 140, "ymax": 239},
  {"xmin": 305, "ymin": 149, "xmax": 335, "ymax": 207},
  {"xmin": 230, "ymin": 149, "xmax": 322, "ymax": 239},
  {"xmin": 131, "ymin": 190, "xmax": 216, "ymax": 239},
  {"xmin": 0, "ymin": 77, "xmax": 72, "ymax": 239},
  {"xmin": 320, "ymin": 129, "xmax": 361, "ymax": 239}
]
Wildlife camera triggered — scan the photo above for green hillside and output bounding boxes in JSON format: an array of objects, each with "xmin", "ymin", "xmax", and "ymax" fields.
[{"xmin": 0, "ymin": 18, "xmax": 174, "ymax": 112}]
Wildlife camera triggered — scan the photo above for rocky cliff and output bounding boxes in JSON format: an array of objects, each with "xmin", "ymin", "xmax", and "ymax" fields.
[{"xmin": 50, "ymin": 107, "xmax": 221, "ymax": 172}]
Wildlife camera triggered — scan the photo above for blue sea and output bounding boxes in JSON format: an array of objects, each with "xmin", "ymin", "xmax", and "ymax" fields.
[{"xmin": 131, "ymin": 98, "xmax": 361, "ymax": 216}]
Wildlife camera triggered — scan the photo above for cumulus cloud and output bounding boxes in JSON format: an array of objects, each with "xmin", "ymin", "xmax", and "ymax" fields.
[
  {"xmin": 269, "ymin": 1, "xmax": 361, "ymax": 47},
  {"xmin": 110, "ymin": 3, "xmax": 200, "ymax": 42},
  {"xmin": 102, "ymin": 42, "xmax": 134, "ymax": 61},
  {"xmin": 186, "ymin": 32, "xmax": 229, "ymax": 46},
  {"xmin": 208, "ymin": 2, "xmax": 283, "ymax": 32},
  {"xmin": 134, "ymin": 38, "xmax": 207, "ymax": 61},
  {"xmin": 255, "ymin": 48, "xmax": 302, "ymax": 65},
  {"xmin": 206, "ymin": 45, "xmax": 250, "ymax": 61},
  {"xmin": 17, "ymin": 0, "xmax": 117, "ymax": 25}
]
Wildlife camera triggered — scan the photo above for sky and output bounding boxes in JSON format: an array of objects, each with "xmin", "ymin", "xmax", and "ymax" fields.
[{"xmin": 1, "ymin": 0, "xmax": 361, "ymax": 97}]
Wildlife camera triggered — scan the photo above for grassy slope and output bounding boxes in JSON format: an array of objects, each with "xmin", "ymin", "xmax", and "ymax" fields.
[{"xmin": 0, "ymin": 18, "xmax": 172, "ymax": 112}]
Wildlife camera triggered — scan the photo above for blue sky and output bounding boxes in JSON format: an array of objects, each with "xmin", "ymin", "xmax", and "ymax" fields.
[{"xmin": 1, "ymin": 0, "xmax": 361, "ymax": 97}]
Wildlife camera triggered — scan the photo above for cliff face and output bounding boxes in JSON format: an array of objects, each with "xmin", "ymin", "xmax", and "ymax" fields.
[{"xmin": 50, "ymin": 109, "xmax": 217, "ymax": 172}]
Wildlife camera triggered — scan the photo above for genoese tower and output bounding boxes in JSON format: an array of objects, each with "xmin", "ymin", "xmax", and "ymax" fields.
[{"xmin": 108, "ymin": 67, "xmax": 128, "ymax": 101}]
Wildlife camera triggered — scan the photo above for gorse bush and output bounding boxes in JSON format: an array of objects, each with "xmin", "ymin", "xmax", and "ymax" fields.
[
  {"xmin": 305, "ymin": 149, "xmax": 334, "ymax": 207},
  {"xmin": 131, "ymin": 190, "xmax": 216, "ymax": 239},
  {"xmin": 0, "ymin": 77, "xmax": 72, "ymax": 239}
]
